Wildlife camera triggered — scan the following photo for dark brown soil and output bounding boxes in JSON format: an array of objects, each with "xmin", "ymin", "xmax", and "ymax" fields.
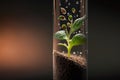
[{"xmin": 53, "ymin": 50, "xmax": 87, "ymax": 80}]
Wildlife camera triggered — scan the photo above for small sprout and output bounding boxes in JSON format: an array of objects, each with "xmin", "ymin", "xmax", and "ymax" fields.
[
  {"xmin": 72, "ymin": 8, "xmax": 76, "ymax": 13},
  {"xmin": 68, "ymin": 15, "xmax": 73, "ymax": 22},
  {"xmin": 58, "ymin": 15, "xmax": 66, "ymax": 21},
  {"xmin": 67, "ymin": 22, "xmax": 71, "ymax": 28},
  {"xmin": 54, "ymin": 15, "xmax": 87, "ymax": 57},
  {"xmin": 60, "ymin": 7, "xmax": 66, "ymax": 15},
  {"xmin": 62, "ymin": 24, "xmax": 67, "ymax": 29}
]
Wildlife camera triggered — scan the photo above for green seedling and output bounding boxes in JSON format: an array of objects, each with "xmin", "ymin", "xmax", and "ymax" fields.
[{"xmin": 55, "ymin": 15, "xmax": 87, "ymax": 57}]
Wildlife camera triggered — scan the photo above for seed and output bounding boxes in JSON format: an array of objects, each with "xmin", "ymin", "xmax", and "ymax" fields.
[
  {"xmin": 72, "ymin": 8, "xmax": 76, "ymax": 13},
  {"xmin": 58, "ymin": 15, "xmax": 66, "ymax": 21},
  {"xmin": 68, "ymin": 15, "xmax": 73, "ymax": 21},
  {"xmin": 62, "ymin": 24, "xmax": 67, "ymax": 29},
  {"xmin": 67, "ymin": 22, "xmax": 71, "ymax": 28},
  {"xmin": 60, "ymin": 7, "xmax": 67, "ymax": 15}
]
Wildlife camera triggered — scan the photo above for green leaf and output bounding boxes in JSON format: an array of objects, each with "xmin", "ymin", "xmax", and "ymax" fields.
[
  {"xmin": 70, "ymin": 15, "xmax": 86, "ymax": 34},
  {"xmin": 58, "ymin": 43, "xmax": 67, "ymax": 48},
  {"xmin": 54, "ymin": 30, "xmax": 67, "ymax": 40},
  {"xmin": 70, "ymin": 33, "xmax": 86, "ymax": 47}
]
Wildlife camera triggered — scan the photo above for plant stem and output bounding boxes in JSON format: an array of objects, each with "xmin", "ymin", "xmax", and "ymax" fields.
[
  {"xmin": 67, "ymin": 46, "xmax": 72, "ymax": 57},
  {"xmin": 66, "ymin": 37, "xmax": 71, "ymax": 57},
  {"xmin": 66, "ymin": 21, "xmax": 73, "ymax": 57}
]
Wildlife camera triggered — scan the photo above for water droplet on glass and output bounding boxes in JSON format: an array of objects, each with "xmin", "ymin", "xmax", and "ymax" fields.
[
  {"xmin": 86, "ymin": 31, "xmax": 88, "ymax": 34},
  {"xmin": 80, "ymin": 52, "xmax": 82, "ymax": 55},
  {"xmin": 80, "ymin": 0, "xmax": 82, "ymax": 3},
  {"xmin": 76, "ymin": 14, "xmax": 79, "ymax": 17},
  {"xmin": 73, "ymin": 52, "xmax": 76, "ymax": 54},
  {"xmin": 58, "ymin": 23, "xmax": 60, "ymax": 26},
  {"xmin": 65, "ymin": 0, "xmax": 68, "ymax": 2},
  {"xmin": 76, "ymin": 1, "xmax": 79, "ymax": 4},
  {"xmin": 82, "ymin": 21, "xmax": 84, "ymax": 24},
  {"xmin": 67, "ymin": 13, "xmax": 70, "ymax": 16},
  {"xmin": 82, "ymin": 6, "xmax": 84, "ymax": 8},
  {"xmin": 59, "ymin": 3, "xmax": 61, "ymax": 6},
  {"xmin": 66, "ymin": 6, "xmax": 68, "ymax": 8},
  {"xmin": 79, "ymin": 30, "xmax": 81, "ymax": 33},
  {"xmin": 68, "ymin": 2, "xmax": 71, "ymax": 5},
  {"xmin": 73, "ymin": 32, "xmax": 75, "ymax": 34}
]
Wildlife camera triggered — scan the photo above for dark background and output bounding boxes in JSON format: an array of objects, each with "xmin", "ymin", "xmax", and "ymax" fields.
[
  {"xmin": 89, "ymin": 0, "xmax": 120, "ymax": 80},
  {"xmin": 0, "ymin": 0, "xmax": 120, "ymax": 80},
  {"xmin": 0, "ymin": 0, "xmax": 53, "ymax": 80}
]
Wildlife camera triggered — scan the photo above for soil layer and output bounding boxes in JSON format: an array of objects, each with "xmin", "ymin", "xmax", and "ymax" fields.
[{"xmin": 53, "ymin": 50, "xmax": 87, "ymax": 80}]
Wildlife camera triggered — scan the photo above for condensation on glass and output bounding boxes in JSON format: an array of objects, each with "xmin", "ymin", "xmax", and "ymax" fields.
[
  {"xmin": 53, "ymin": 0, "xmax": 88, "ymax": 80},
  {"xmin": 53, "ymin": 0, "xmax": 87, "ymax": 56}
]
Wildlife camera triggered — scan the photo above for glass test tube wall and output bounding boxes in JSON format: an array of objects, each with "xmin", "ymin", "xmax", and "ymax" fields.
[
  {"xmin": 53, "ymin": 0, "xmax": 88, "ymax": 80},
  {"xmin": 53, "ymin": 0, "xmax": 88, "ymax": 56}
]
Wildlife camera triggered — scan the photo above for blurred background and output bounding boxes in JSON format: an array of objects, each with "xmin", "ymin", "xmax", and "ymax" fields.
[
  {"xmin": 88, "ymin": 0, "xmax": 120, "ymax": 80},
  {"xmin": 0, "ymin": 0, "xmax": 52, "ymax": 80}
]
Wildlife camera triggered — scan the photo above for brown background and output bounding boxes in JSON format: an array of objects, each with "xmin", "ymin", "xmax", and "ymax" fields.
[{"xmin": 0, "ymin": 0, "xmax": 53, "ymax": 80}]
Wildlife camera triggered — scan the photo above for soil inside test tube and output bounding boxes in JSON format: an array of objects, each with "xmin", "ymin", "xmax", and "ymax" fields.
[{"xmin": 53, "ymin": 50, "xmax": 87, "ymax": 80}]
